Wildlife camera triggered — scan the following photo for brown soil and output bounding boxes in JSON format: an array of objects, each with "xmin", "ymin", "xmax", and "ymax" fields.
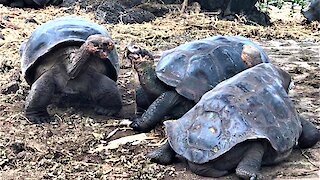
[{"xmin": 0, "ymin": 3, "xmax": 319, "ymax": 180}]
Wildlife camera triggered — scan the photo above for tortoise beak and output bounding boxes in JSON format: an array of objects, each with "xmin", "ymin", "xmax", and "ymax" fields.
[{"xmin": 99, "ymin": 50, "xmax": 108, "ymax": 59}]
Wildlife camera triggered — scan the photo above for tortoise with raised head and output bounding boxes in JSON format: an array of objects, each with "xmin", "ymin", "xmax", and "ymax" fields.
[
  {"xmin": 126, "ymin": 36, "xmax": 270, "ymax": 132},
  {"xmin": 21, "ymin": 16, "xmax": 122, "ymax": 123},
  {"xmin": 148, "ymin": 63, "xmax": 320, "ymax": 179}
]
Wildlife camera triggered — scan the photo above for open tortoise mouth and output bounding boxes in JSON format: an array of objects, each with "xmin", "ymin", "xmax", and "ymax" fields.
[
  {"xmin": 125, "ymin": 43, "xmax": 154, "ymax": 64},
  {"xmin": 97, "ymin": 49, "xmax": 109, "ymax": 59}
]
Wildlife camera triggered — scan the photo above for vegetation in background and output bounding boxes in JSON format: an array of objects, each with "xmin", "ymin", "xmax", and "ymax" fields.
[{"xmin": 258, "ymin": 0, "xmax": 309, "ymax": 12}]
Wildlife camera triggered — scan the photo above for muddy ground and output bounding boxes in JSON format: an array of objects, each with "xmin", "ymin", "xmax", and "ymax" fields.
[{"xmin": 0, "ymin": 2, "xmax": 319, "ymax": 180}]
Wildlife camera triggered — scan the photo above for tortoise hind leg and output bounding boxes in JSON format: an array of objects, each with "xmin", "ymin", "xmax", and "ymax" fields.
[
  {"xmin": 25, "ymin": 71, "xmax": 55, "ymax": 123},
  {"xmin": 130, "ymin": 91, "xmax": 185, "ymax": 132},
  {"xmin": 298, "ymin": 116, "xmax": 320, "ymax": 149},
  {"xmin": 89, "ymin": 72, "xmax": 122, "ymax": 116},
  {"xmin": 147, "ymin": 141, "xmax": 176, "ymax": 165}
]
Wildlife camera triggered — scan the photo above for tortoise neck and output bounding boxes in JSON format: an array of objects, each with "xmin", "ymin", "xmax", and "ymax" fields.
[
  {"xmin": 133, "ymin": 60, "xmax": 154, "ymax": 76},
  {"xmin": 67, "ymin": 43, "xmax": 92, "ymax": 78},
  {"xmin": 133, "ymin": 60, "xmax": 168, "ymax": 98}
]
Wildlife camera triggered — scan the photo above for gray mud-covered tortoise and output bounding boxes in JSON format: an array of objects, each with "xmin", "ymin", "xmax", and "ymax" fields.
[
  {"xmin": 21, "ymin": 16, "xmax": 122, "ymax": 123},
  {"xmin": 303, "ymin": 0, "xmax": 320, "ymax": 23},
  {"xmin": 0, "ymin": 0, "xmax": 62, "ymax": 8},
  {"xmin": 148, "ymin": 63, "xmax": 320, "ymax": 179},
  {"xmin": 126, "ymin": 36, "xmax": 270, "ymax": 132}
]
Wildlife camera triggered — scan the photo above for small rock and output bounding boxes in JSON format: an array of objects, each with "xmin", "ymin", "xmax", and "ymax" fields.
[
  {"xmin": 25, "ymin": 18, "xmax": 39, "ymax": 24},
  {"xmin": 10, "ymin": 142, "xmax": 25, "ymax": 154},
  {"xmin": 16, "ymin": 151, "xmax": 27, "ymax": 159},
  {"xmin": 2, "ymin": 16, "xmax": 10, "ymax": 21},
  {"xmin": 0, "ymin": 81, "xmax": 19, "ymax": 95},
  {"xmin": 9, "ymin": 70, "xmax": 21, "ymax": 82},
  {"xmin": 45, "ymin": 130, "xmax": 54, "ymax": 138}
]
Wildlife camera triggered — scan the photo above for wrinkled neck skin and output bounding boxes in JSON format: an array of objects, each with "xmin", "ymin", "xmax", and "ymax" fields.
[
  {"xmin": 67, "ymin": 43, "xmax": 92, "ymax": 79},
  {"xmin": 133, "ymin": 60, "xmax": 168, "ymax": 98}
]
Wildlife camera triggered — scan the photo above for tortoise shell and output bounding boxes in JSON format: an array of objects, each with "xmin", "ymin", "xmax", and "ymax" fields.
[
  {"xmin": 33, "ymin": 0, "xmax": 50, "ymax": 6},
  {"xmin": 155, "ymin": 36, "xmax": 270, "ymax": 102},
  {"xmin": 303, "ymin": 0, "xmax": 320, "ymax": 22},
  {"xmin": 164, "ymin": 63, "xmax": 301, "ymax": 164},
  {"xmin": 198, "ymin": 0, "xmax": 258, "ymax": 13},
  {"xmin": 20, "ymin": 16, "xmax": 119, "ymax": 85}
]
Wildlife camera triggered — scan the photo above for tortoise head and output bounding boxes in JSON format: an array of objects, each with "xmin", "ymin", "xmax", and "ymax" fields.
[
  {"xmin": 85, "ymin": 34, "xmax": 115, "ymax": 59},
  {"xmin": 125, "ymin": 43, "xmax": 155, "ymax": 67},
  {"xmin": 241, "ymin": 45, "xmax": 264, "ymax": 68}
]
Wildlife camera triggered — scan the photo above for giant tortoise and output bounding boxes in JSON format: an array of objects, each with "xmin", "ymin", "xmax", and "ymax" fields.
[
  {"xmin": 126, "ymin": 35, "xmax": 270, "ymax": 132},
  {"xmin": 148, "ymin": 63, "xmax": 320, "ymax": 179},
  {"xmin": 21, "ymin": 16, "xmax": 122, "ymax": 123}
]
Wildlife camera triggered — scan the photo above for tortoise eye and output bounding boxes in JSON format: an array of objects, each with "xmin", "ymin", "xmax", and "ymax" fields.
[{"xmin": 91, "ymin": 41, "xmax": 99, "ymax": 47}]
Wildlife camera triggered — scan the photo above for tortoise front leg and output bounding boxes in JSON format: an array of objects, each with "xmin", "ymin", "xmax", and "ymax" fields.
[
  {"xmin": 135, "ymin": 85, "xmax": 154, "ymax": 113},
  {"xmin": 147, "ymin": 141, "xmax": 176, "ymax": 165},
  {"xmin": 235, "ymin": 142, "xmax": 264, "ymax": 180},
  {"xmin": 89, "ymin": 72, "xmax": 122, "ymax": 116},
  {"xmin": 25, "ymin": 71, "xmax": 55, "ymax": 123},
  {"xmin": 130, "ymin": 91, "xmax": 184, "ymax": 132}
]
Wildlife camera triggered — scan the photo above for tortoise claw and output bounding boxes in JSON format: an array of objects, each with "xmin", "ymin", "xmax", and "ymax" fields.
[
  {"xmin": 94, "ymin": 106, "xmax": 119, "ymax": 117},
  {"xmin": 250, "ymin": 176, "xmax": 257, "ymax": 180},
  {"xmin": 130, "ymin": 118, "xmax": 147, "ymax": 132},
  {"xmin": 25, "ymin": 110, "xmax": 51, "ymax": 124},
  {"xmin": 236, "ymin": 168, "xmax": 262, "ymax": 180}
]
